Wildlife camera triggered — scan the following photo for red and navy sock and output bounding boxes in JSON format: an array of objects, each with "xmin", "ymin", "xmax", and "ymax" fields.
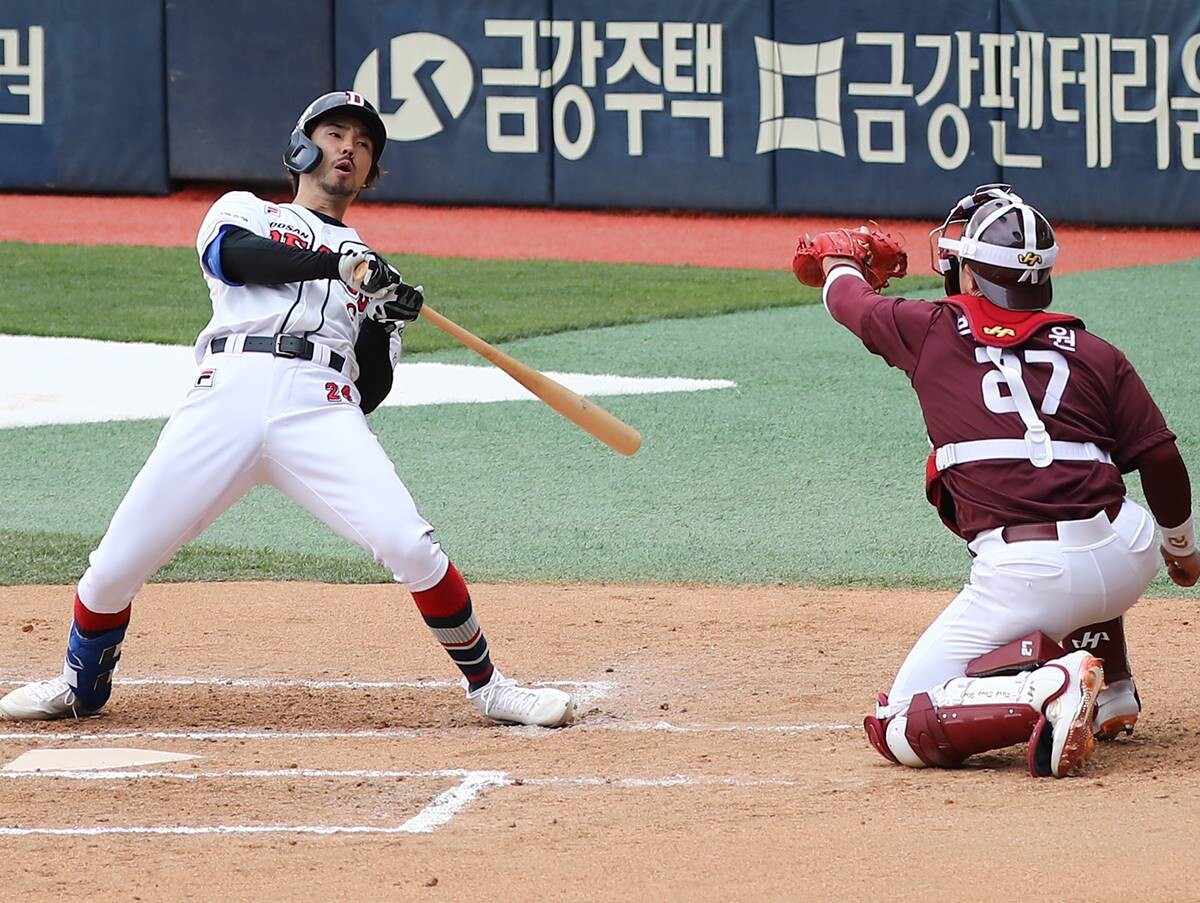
[{"xmin": 410, "ymin": 562, "xmax": 494, "ymax": 691}]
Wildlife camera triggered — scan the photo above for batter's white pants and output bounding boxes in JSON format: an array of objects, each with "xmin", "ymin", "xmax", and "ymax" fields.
[
  {"xmin": 878, "ymin": 499, "xmax": 1160, "ymax": 719},
  {"xmin": 78, "ymin": 352, "xmax": 449, "ymax": 613}
]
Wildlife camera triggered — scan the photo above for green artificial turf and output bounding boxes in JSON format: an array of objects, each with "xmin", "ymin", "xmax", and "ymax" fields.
[
  {"xmin": 1, "ymin": 256, "xmax": 1195, "ymax": 592},
  {"xmin": 0, "ymin": 241, "xmax": 942, "ymax": 351}
]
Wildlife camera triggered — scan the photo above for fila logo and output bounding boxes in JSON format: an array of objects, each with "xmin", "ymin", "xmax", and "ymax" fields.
[
  {"xmin": 983, "ymin": 325, "xmax": 1017, "ymax": 338},
  {"xmin": 1071, "ymin": 631, "xmax": 1109, "ymax": 650},
  {"xmin": 1017, "ymin": 251, "xmax": 1043, "ymax": 266},
  {"xmin": 195, "ymin": 369, "xmax": 216, "ymax": 389},
  {"xmin": 1020, "ymin": 639, "xmax": 1033, "ymax": 657}
]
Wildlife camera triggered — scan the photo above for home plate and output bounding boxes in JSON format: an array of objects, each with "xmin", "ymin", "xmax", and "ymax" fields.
[{"xmin": 3, "ymin": 748, "xmax": 200, "ymax": 772}]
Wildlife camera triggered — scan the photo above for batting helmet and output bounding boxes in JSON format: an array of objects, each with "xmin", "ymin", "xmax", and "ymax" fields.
[
  {"xmin": 283, "ymin": 90, "xmax": 388, "ymax": 182},
  {"xmin": 929, "ymin": 184, "xmax": 1059, "ymax": 310}
]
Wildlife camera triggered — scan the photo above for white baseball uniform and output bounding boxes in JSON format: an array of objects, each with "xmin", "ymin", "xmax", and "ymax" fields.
[{"xmin": 77, "ymin": 192, "xmax": 445, "ymax": 613}]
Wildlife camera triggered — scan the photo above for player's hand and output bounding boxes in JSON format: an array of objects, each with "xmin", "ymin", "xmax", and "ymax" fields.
[
  {"xmin": 369, "ymin": 282, "xmax": 424, "ymax": 331},
  {"xmin": 339, "ymin": 248, "xmax": 402, "ymax": 299},
  {"xmin": 1162, "ymin": 548, "xmax": 1200, "ymax": 587}
]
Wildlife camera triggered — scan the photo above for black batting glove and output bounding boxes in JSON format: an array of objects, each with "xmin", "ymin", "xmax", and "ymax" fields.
[{"xmin": 371, "ymin": 282, "xmax": 425, "ymax": 331}]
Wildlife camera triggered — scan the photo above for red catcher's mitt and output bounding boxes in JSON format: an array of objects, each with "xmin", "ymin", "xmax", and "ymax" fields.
[{"xmin": 792, "ymin": 224, "xmax": 907, "ymax": 291}]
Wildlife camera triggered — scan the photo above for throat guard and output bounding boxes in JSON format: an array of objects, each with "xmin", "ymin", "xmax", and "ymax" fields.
[{"xmin": 938, "ymin": 294, "xmax": 1083, "ymax": 348}]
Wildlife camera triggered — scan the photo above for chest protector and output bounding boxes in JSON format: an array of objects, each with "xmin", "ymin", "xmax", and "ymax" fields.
[{"xmin": 923, "ymin": 296, "xmax": 1095, "ymax": 537}]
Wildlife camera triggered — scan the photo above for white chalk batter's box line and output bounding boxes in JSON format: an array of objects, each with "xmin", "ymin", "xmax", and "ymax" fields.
[
  {"xmin": 0, "ymin": 675, "xmax": 615, "ymax": 709},
  {"xmin": 0, "ymin": 676, "xmax": 613, "ymax": 691},
  {"xmin": 0, "ymin": 768, "xmax": 809, "ymax": 838},
  {"xmin": 0, "ymin": 721, "xmax": 852, "ymax": 743}
]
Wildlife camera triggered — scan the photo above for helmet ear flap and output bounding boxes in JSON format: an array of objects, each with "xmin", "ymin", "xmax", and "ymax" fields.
[{"xmin": 284, "ymin": 128, "xmax": 322, "ymax": 175}]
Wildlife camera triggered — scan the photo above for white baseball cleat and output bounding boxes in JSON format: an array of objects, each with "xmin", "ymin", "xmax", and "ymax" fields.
[
  {"xmin": 464, "ymin": 669, "xmax": 574, "ymax": 727},
  {"xmin": 1029, "ymin": 651, "xmax": 1105, "ymax": 778},
  {"xmin": 1093, "ymin": 678, "xmax": 1140, "ymax": 740},
  {"xmin": 0, "ymin": 677, "xmax": 97, "ymax": 721}
]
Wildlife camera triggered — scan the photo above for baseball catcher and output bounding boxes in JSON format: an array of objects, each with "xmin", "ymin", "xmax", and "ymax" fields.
[
  {"xmin": 793, "ymin": 184, "xmax": 1197, "ymax": 776},
  {"xmin": 0, "ymin": 92, "xmax": 573, "ymax": 728}
]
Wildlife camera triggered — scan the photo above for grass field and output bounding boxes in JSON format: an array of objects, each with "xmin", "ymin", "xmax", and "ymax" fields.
[{"xmin": 1, "ymin": 242, "xmax": 1195, "ymax": 593}]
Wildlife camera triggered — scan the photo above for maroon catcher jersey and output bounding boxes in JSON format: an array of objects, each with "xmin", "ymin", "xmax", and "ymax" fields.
[{"xmin": 825, "ymin": 274, "xmax": 1175, "ymax": 538}]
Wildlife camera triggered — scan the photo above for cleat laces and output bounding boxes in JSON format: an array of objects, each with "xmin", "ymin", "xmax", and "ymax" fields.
[
  {"xmin": 25, "ymin": 678, "xmax": 74, "ymax": 705},
  {"xmin": 479, "ymin": 677, "xmax": 543, "ymax": 720}
]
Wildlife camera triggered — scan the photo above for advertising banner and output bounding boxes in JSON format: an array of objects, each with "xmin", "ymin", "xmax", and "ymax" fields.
[{"xmin": 0, "ymin": 1, "xmax": 168, "ymax": 193}]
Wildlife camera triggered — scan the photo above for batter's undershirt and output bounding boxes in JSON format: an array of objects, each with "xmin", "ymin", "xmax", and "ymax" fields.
[{"xmin": 218, "ymin": 226, "xmax": 342, "ymax": 285}]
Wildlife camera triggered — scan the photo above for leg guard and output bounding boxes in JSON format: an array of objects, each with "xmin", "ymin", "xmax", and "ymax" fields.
[
  {"xmin": 897, "ymin": 692, "xmax": 1041, "ymax": 768},
  {"xmin": 63, "ymin": 621, "xmax": 126, "ymax": 712}
]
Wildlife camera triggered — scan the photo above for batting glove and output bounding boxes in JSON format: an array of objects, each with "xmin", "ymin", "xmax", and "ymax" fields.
[
  {"xmin": 338, "ymin": 248, "xmax": 403, "ymax": 299},
  {"xmin": 369, "ymin": 282, "xmax": 425, "ymax": 331}
]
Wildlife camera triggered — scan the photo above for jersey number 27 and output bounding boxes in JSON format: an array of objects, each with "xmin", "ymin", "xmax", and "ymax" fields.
[{"xmin": 975, "ymin": 347, "xmax": 1070, "ymax": 417}]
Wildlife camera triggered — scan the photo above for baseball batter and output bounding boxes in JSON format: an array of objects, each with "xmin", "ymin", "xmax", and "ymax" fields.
[
  {"xmin": 793, "ymin": 184, "xmax": 1197, "ymax": 776},
  {"xmin": 0, "ymin": 91, "xmax": 573, "ymax": 728}
]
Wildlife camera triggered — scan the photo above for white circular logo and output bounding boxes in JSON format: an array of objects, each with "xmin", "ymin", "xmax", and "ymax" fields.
[{"xmin": 352, "ymin": 32, "xmax": 474, "ymax": 142}]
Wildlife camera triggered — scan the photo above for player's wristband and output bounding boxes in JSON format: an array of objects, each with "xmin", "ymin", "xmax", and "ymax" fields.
[{"xmin": 1160, "ymin": 514, "xmax": 1196, "ymax": 557}]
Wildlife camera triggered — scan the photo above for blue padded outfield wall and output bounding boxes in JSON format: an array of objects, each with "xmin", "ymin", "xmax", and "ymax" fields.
[
  {"xmin": 0, "ymin": 1, "xmax": 168, "ymax": 193},
  {"xmin": 2, "ymin": 1, "xmax": 1200, "ymax": 222},
  {"xmin": 165, "ymin": 0, "xmax": 334, "ymax": 183}
]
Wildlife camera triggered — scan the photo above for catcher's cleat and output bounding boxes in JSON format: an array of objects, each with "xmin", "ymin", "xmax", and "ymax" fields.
[
  {"xmin": 0, "ymin": 677, "xmax": 100, "ymax": 721},
  {"xmin": 1028, "ymin": 651, "xmax": 1104, "ymax": 778},
  {"xmin": 464, "ymin": 668, "xmax": 574, "ymax": 728},
  {"xmin": 1094, "ymin": 678, "xmax": 1141, "ymax": 740}
]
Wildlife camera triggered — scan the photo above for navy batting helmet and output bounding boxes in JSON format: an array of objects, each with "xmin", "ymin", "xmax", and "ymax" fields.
[{"xmin": 283, "ymin": 90, "xmax": 388, "ymax": 182}]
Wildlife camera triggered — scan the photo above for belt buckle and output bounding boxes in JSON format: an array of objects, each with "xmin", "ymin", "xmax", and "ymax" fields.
[{"xmin": 273, "ymin": 334, "xmax": 299, "ymax": 359}]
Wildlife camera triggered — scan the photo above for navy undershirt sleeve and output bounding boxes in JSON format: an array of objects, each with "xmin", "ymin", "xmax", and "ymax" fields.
[{"xmin": 218, "ymin": 226, "xmax": 343, "ymax": 285}]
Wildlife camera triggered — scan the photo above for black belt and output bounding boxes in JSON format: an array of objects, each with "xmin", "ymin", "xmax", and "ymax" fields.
[{"xmin": 210, "ymin": 335, "xmax": 345, "ymax": 373}]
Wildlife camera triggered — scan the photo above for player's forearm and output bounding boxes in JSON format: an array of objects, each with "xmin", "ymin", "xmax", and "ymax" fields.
[
  {"xmin": 1135, "ymin": 439, "xmax": 1192, "ymax": 529},
  {"xmin": 354, "ymin": 319, "xmax": 395, "ymax": 414},
  {"xmin": 219, "ymin": 227, "xmax": 342, "ymax": 285},
  {"xmin": 822, "ymin": 263, "xmax": 879, "ymax": 333}
]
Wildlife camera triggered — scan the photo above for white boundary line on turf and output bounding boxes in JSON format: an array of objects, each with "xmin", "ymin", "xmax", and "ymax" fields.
[{"xmin": 0, "ymin": 721, "xmax": 852, "ymax": 742}]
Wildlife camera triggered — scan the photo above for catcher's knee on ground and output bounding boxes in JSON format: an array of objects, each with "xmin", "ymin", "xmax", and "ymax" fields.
[{"xmin": 865, "ymin": 633, "xmax": 1081, "ymax": 772}]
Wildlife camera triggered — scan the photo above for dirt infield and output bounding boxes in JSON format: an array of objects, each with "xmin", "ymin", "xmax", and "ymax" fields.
[
  {"xmin": 4, "ymin": 187, "xmax": 1199, "ymax": 273},
  {"xmin": 2, "ymin": 583, "xmax": 1197, "ymax": 901}
]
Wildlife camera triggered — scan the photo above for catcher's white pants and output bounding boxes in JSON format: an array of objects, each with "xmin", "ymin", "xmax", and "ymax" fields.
[
  {"xmin": 878, "ymin": 499, "xmax": 1159, "ymax": 719},
  {"xmin": 78, "ymin": 351, "xmax": 448, "ymax": 612}
]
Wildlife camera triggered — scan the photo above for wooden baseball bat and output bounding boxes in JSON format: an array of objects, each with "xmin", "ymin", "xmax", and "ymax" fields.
[{"xmin": 417, "ymin": 304, "xmax": 642, "ymax": 456}]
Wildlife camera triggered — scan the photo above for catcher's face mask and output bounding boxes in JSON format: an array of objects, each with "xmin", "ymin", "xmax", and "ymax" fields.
[{"xmin": 929, "ymin": 184, "xmax": 1058, "ymax": 309}]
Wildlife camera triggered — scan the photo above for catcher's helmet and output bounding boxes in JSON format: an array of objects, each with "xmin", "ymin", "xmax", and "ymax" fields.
[
  {"xmin": 929, "ymin": 184, "xmax": 1058, "ymax": 310},
  {"xmin": 284, "ymin": 90, "xmax": 388, "ymax": 183}
]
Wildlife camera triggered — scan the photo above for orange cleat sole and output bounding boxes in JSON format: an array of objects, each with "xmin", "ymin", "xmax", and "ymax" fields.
[{"xmin": 1055, "ymin": 655, "xmax": 1103, "ymax": 777}]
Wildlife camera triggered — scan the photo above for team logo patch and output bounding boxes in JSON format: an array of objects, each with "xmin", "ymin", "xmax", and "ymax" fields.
[
  {"xmin": 195, "ymin": 369, "xmax": 216, "ymax": 389},
  {"xmin": 1017, "ymin": 251, "xmax": 1043, "ymax": 266},
  {"xmin": 982, "ymin": 325, "xmax": 1017, "ymax": 338}
]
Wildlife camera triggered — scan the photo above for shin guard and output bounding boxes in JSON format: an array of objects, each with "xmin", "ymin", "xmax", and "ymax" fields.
[
  {"xmin": 898, "ymin": 692, "xmax": 1040, "ymax": 768},
  {"xmin": 63, "ymin": 612, "xmax": 128, "ymax": 713}
]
